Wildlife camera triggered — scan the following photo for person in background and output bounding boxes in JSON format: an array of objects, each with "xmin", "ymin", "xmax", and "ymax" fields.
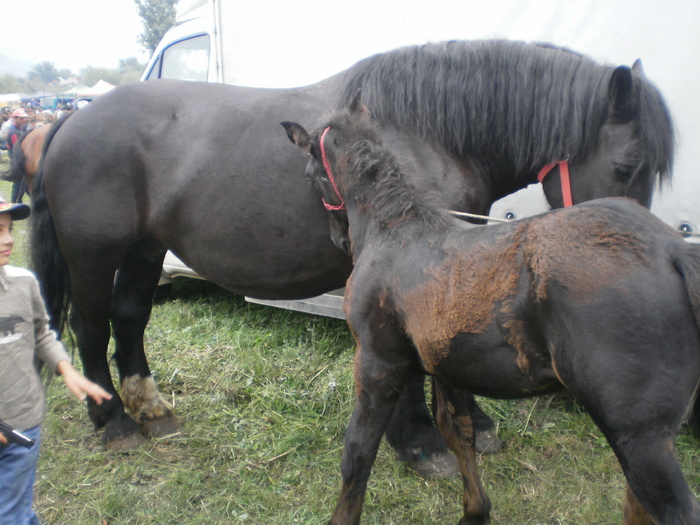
[
  {"xmin": 0, "ymin": 110, "xmax": 11, "ymax": 159},
  {"xmin": 55, "ymin": 104, "xmax": 72, "ymax": 120},
  {"xmin": 5, "ymin": 108, "xmax": 30, "ymax": 203},
  {"xmin": 0, "ymin": 196, "xmax": 113, "ymax": 525}
]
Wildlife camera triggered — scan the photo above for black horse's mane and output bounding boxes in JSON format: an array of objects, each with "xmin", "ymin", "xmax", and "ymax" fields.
[
  {"xmin": 338, "ymin": 39, "xmax": 674, "ymax": 185},
  {"xmin": 323, "ymin": 110, "xmax": 451, "ymax": 231}
]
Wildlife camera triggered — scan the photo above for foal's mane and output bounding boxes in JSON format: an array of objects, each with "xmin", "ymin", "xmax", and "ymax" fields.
[
  {"xmin": 338, "ymin": 39, "xmax": 674, "ymax": 184},
  {"xmin": 323, "ymin": 111, "xmax": 452, "ymax": 231}
]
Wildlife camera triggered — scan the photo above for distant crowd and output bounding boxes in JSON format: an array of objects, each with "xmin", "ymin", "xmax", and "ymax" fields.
[
  {"xmin": 0, "ymin": 104, "xmax": 73, "ymax": 151},
  {"xmin": 0, "ymin": 105, "xmax": 72, "ymax": 202},
  {"xmin": 0, "ymin": 104, "xmax": 74, "ymax": 135}
]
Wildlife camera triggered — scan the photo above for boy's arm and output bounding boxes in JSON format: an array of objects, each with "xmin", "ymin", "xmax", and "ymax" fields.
[{"xmin": 56, "ymin": 360, "xmax": 112, "ymax": 405}]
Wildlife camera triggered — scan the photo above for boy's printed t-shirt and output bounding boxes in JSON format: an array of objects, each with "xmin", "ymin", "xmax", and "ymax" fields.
[{"xmin": 0, "ymin": 265, "xmax": 69, "ymax": 431}]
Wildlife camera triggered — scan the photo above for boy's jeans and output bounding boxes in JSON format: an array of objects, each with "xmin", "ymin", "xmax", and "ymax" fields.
[{"xmin": 0, "ymin": 425, "xmax": 42, "ymax": 525}]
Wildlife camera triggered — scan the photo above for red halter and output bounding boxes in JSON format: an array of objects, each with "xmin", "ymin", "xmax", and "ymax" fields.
[
  {"xmin": 319, "ymin": 129, "xmax": 573, "ymax": 211},
  {"xmin": 537, "ymin": 160, "xmax": 573, "ymax": 208},
  {"xmin": 319, "ymin": 127, "xmax": 346, "ymax": 211}
]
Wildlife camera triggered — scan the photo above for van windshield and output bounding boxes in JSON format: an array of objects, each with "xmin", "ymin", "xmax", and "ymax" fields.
[{"xmin": 155, "ymin": 34, "xmax": 210, "ymax": 81}]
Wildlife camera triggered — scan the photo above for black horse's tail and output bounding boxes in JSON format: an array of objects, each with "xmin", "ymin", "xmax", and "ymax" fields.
[
  {"xmin": 671, "ymin": 241, "xmax": 700, "ymax": 435},
  {"xmin": 30, "ymin": 114, "xmax": 74, "ymax": 335},
  {"xmin": 0, "ymin": 132, "xmax": 28, "ymax": 185}
]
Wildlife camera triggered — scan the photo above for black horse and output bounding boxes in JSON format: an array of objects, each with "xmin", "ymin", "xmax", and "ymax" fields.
[
  {"xmin": 31, "ymin": 41, "xmax": 673, "ymax": 470},
  {"xmin": 284, "ymin": 106, "xmax": 700, "ymax": 525}
]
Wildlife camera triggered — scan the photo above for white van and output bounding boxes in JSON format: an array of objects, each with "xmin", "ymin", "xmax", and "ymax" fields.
[{"xmin": 143, "ymin": 0, "xmax": 700, "ymax": 317}]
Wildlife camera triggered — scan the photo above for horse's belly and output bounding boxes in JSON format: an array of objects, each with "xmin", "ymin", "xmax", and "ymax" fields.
[{"xmin": 425, "ymin": 333, "xmax": 560, "ymax": 398}]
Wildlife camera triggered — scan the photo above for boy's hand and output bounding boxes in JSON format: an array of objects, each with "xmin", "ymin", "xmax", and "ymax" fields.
[{"xmin": 56, "ymin": 360, "xmax": 113, "ymax": 404}]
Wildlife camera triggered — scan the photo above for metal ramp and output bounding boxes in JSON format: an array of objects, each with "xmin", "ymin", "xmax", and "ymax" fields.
[
  {"xmin": 245, "ymin": 289, "xmax": 346, "ymax": 320},
  {"xmin": 161, "ymin": 252, "xmax": 347, "ymax": 319}
]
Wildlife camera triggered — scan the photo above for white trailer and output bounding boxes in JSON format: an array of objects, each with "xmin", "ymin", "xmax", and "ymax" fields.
[{"xmin": 143, "ymin": 0, "xmax": 700, "ymax": 317}]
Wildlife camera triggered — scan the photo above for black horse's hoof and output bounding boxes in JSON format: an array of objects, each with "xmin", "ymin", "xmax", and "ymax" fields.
[
  {"xmin": 139, "ymin": 415, "xmax": 179, "ymax": 437},
  {"xmin": 475, "ymin": 428, "xmax": 503, "ymax": 454},
  {"xmin": 458, "ymin": 516, "xmax": 490, "ymax": 525},
  {"xmin": 103, "ymin": 431, "xmax": 147, "ymax": 451},
  {"xmin": 100, "ymin": 412, "xmax": 147, "ymax": 451},
  {"xmin": 407, "ymin": 450, "xmax": 460, "ymax": 479}
]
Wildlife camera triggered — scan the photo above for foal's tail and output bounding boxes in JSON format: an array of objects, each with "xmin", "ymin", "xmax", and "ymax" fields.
[
  {"xmin": 30, "ymin": 114, "xmax": 74, "ymax": 336},
  {"xmin": 671, "ymin": 241, "xmax": 700, "ymax": 435}
]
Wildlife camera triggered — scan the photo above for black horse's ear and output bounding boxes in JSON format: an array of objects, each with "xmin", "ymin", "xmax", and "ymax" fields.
[
  {"xmin": 631, "ymin": 58, "xmax": 645, "ymax": 76},
  {"xmin": 281, "ymin": 121, "xmax": 312, "ymax": 155},
  {"xmin": 608, "ymin": 65, "xmax": 639, "ymax": 121}
]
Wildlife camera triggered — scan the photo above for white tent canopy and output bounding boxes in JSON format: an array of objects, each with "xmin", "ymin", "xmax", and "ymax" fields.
[
  {"xmin": 59, "ymin": 83, "xmax": 90, "ymax": 97},
  {"xmin": 84, "ymin": 80, "xmax": 115, "ymax": 96},
  {"xmin": 57, "ymin": 80, "xmax": 116, "ymax": 98},
  {"xmin": 0, "ymin": 93, "xmax": 26, "ymax": 105}
]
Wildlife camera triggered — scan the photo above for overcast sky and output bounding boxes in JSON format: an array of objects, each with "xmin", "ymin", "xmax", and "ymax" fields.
[{"xmin": 2, "ymin": 0, "xmax": 146, "ymax": 74}]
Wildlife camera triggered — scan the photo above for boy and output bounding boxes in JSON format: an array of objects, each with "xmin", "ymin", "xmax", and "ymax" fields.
[{"xmin": 0, "ymin": 197, "xmax": 112, "ymax": 524}]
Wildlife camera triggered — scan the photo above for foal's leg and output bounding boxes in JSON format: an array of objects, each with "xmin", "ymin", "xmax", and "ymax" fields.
[
  {"xmin": 558, "ymin": 340, "xmax": 700, "ymax": 523},
  {"xmin": 622, "ymin": 486, "xmax": 659, "ymax": 525},
  {"xmin": 111, "ymin": 247, "xmax": 177, "ymax": 437},
  {"xmin": 688, "ymin": 394, "xmax": 700, "ymax": 437},
  {"xmin": 567, "ymin": 370, "xmax": 700, "ymax": 524},
  {"xmin": 612, "ymin": 430, "xmax": 700, "ymax": 525},
  {"xmin": 433, "ymin": 380, "xmax": 491, "ymax": 525},
  {"xmin": 329, "ymin": 339, "xmax": 414, "ymax": 525}
]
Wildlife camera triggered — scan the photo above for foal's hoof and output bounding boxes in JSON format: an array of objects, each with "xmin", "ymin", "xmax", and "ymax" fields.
[
  {"xmin": 140, "ymin": 415, "xmax": 179, "ymax": 437},
  {"xmin": 475, "ymin": 428, "xmax": 503, "ymax": 454},
  {"xmin": 408, "ymin": 450, "xmax": 460, "ymax": 479},
  {"xmin": 104, "ymin": 431, "xmax": 147, "ymax": 452}
]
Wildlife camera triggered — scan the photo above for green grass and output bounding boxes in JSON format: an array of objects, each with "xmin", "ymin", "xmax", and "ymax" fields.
[{"xmin": 2, "ymin": 177, "xmax": 699, "ymax": 524}]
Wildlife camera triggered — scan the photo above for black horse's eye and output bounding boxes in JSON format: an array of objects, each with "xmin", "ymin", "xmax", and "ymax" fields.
[{"xmin": 613, "ymin": 163, "xmax": 635, "ymax": 181}]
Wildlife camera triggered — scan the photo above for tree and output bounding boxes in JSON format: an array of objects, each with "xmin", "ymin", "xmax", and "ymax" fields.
[
  {"xmin": 79, "ymin": 66, "xmax": 122, "ymax": 87},
  {"xmin": 29, "ymin": 61, "xmax": 59, "ymax": 85},
  {"xmin": 134, "ymin": 0, "xmax": 179, "ymax": 55},
  {"xmin": 0, "ymin": 74, "xmax": 23, "ymax": 94},
  {"xmin": 119, "ymin": 57, "xmax": 144, "ymax": 74},
  {"xmin": 57, "ymin": 68, "xmax": 74, "ymax": 80},
  {"xmin": 118, "ymin": 57, "xmax": 147, "ymax": 84}
]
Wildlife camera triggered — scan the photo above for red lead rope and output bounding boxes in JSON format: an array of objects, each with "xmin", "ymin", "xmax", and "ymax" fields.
[
  {"xmin": 320, "ymin": 130, "xmax": 572, "ymax": 211},
  {"xmin": 537, "ymin": 160, "xmax": 573, "ymax": 208},
  {"xmin": 319, "ymin": 127, "xmax": 346, "ymax": 211}
]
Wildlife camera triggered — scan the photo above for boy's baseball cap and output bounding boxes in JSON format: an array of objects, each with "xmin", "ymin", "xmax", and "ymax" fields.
[{"xmin": 0, "ymin": 196, "xmax": 30, "ymax": 220}]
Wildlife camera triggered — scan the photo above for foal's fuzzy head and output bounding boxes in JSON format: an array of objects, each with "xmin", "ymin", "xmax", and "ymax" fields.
[
  {"xmin": 283, "ymin": 102, "xmax": 451, "ymax": 255},
  {"xmin": 282, "ymin": 102, "xmax": 385, "ymax": 205}
]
